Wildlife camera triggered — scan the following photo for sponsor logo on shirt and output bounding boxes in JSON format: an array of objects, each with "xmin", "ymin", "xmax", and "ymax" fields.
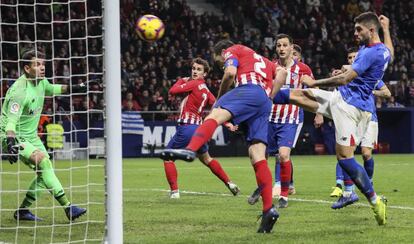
[{"xmin": 10, "ymin": 103, "xmax": 20, "ymax": 114}]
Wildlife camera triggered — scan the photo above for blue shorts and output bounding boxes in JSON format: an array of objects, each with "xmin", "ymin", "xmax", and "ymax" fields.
[
  {"xmin": 214, "ymin": 85, "xmax": 272, "ymax": 144},
  {"xmin": 267, "ymin": 122, "xmax": 303, "ymax": 155},
  {"xmin": 166, "ymin": 124, "xmax": 208, "ymax": 154}
]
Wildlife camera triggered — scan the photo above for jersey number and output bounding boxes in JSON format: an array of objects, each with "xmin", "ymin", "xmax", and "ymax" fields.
[
  {"xmin": 254, "ymin": 53, "xmax": 267, "ymax": 78},
  {"xmin": 198, "ymin": 93, "xmax": 208, "ymax": 113}
]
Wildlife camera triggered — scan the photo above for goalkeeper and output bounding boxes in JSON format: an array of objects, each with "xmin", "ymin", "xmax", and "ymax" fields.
[{"xmin": 0, "ymin": 49, "xmax": 87, "ymax": 221}]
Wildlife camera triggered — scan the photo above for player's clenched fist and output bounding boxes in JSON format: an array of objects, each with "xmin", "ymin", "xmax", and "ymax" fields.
[{"xmin": 378, "ymin": 15, "xmax": 389, "ymax": 30}]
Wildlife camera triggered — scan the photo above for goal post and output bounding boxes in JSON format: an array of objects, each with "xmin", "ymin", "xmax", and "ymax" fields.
[
  {"xmin": 103, "ymin": 0, "xmax": 123, "ymax": 242},
  {"xmin": 0, "ymin": 0, "xmax": 124, "ymax": 242}
]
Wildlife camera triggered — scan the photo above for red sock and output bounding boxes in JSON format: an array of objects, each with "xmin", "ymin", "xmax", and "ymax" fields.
[
  {"xmin": 280, "ymin": 160, "xmax": 292, "ymax": 197},
  {"xmin": 207, "ymin": 159, "xmax": 230, "ymax": 184},
  {"xmin": 164, "ymin": 161, "xmax": 178, "ymax": 191},
  {"xmin": 253, "ymin": 160, "xmax": 273, "ymax": 212},
  {"xmin": 186, "ymin": 119, "xmax": 218, "ymax": 152}
]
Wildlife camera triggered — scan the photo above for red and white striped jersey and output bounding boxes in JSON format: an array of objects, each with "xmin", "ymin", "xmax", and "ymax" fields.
[
  {"xmin": 169, "ymin": 78, "xmax": 215, "ymax": 125},
  {"xmin": 223, "ymin": 44, "xmax": 276, "ymax": 96},
  {"xmin": 269, "ymin": 60, "xmax": 313, "ymax": 124}
]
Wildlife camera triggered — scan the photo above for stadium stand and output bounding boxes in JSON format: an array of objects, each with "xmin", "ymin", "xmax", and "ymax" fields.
[{"xmin": 2, "ymin": 0, "xmax": 412, "ymax": 118}]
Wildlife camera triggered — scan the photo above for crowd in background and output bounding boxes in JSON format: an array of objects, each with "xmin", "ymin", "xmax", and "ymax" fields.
[
  {"xmin": 1, "ymin": 1, "xmax": 104, "ymax": 129},
  {"xmin": 120, "ymin": 0, "xmax": 414, "ymax": 113},
  {"xmin": 1, "ymin": 0, "xmax": 413, "ymax": 129}
]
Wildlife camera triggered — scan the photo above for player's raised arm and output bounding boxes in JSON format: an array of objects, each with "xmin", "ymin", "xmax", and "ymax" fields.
[
  {"xmin": 379, "ymin": 15, "xmax": 394, "ymax": 63},
  {"xmin": 169, "ymin": 78, "xmax": 200, "ymax": 95}
]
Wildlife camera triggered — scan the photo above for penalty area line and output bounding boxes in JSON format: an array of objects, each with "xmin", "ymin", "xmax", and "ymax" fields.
[{"xmin": 130, "ymin": 188, "xmax": 414, "ymax": 211}]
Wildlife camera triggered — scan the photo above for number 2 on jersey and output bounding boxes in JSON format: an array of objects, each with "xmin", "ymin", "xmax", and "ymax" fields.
[{"xmin": 254, "ymin": 53, "xmax": 267, "ymax": 78}]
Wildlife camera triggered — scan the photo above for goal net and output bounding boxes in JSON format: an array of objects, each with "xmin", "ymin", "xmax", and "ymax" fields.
[{"xmin": 0, "ymin": 0, "xmax": 105, "ymax": 242}]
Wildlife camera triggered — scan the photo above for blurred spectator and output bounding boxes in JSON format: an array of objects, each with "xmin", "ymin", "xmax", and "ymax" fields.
[
  {"xmin": 1, "ymin": 0, "xmax": 413, "ymax": 124},
  {"xmin": 122, "ymin": 91, "xmax": 141, "ymax": 111},
  {"xmin": 386, "ymin": 96, "xmax": 405, "ymax": 108}
]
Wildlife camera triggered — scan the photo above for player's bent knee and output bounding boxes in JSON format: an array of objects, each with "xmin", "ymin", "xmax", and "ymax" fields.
[
  {"xmin": 362, "ymin": 152, "xmax": 372, "ymax": 161},
  {"xmin": 279, "ymin": 154, "xmax": 290, "ymax": 162},
  {"xmin": 205, "ymin": 108, "xmax": 232, "ymax": 124},
  {"xmin": 248, "ymin": 141, "xmax": 267, "ymax": 164},
  {"xmin": 198, "ymin": 152, "xmax": 212, "ymax": 165},
  {"xmin": 30, "ymin": 150, "xmax": 46, "ymax": 165},
  {"xmin": 278, "ymin": 147, "xmax": 291, "ymax": 162}
]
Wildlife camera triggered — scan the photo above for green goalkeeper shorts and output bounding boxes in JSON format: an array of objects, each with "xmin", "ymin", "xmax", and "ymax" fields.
[{"xmin": 1, "ymin": 135, "xmax": 49, "ymax": 168}]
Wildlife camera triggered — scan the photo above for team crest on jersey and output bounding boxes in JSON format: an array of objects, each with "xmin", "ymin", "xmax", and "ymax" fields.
[{"xmin": 10, "ymin": 103, "xmax": 20, "ymax": 114}]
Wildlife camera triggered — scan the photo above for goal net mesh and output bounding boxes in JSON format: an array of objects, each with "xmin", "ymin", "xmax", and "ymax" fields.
[{"xmin": 0, "ymin": 0, "xmax": 105, "ymax": 243}]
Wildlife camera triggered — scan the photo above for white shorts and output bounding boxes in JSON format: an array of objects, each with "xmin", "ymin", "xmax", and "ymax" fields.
[
  {"xmin": 309, "ymin": 89, "xmax": 372, "ymax": 147},
  {"xmin": 359, "ymin": 120, "xmax": 378, "ymax": 148}
]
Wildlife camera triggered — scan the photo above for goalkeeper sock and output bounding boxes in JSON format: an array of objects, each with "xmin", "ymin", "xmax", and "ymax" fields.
[
  {"xmin": 20, "ymin": 176, "xmax": 47, "ymax": 209},
  {"xmin": 206, "ymin": 159, "xmax": 230, "ymax": 184},
  {"xmin": 39, "ymin": 158, "xmax": 71, "ymax": 207},
  {"xmin": 253, "ymin": 160, "xmax": 273, "ymax": 212},
  {"xmin": 164, "ymin": 161, "xmax": 178, "ymax": 191},
  {"xmin": 186, "ymin": 119, "xmax": 218, "ymax": 152}
]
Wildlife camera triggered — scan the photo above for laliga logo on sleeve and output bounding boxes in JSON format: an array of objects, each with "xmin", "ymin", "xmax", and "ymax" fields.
[{"xmin": 10, "ymin": 103, "xmax": 20, "ymax": 114}]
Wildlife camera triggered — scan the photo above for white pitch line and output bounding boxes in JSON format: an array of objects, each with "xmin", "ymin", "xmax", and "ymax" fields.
[
  {"xmin": 126, "ymin": 162, "xmax": 412, "ymax": 172},
  {"xmin": 131, "ymin": 188, "xmax": 414, "ymax": 211}
]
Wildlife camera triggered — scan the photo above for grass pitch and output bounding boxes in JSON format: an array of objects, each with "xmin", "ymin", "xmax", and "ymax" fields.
[{"xmin": 1, "ymin": 154, "xmax": 414, "ymax": 243}]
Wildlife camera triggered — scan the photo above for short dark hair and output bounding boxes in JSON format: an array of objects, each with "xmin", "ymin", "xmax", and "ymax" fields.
[
  {"xmin": 354, "ymin": 12, "xmax": 380, "ymax": 32},
  {"xmin": 191, "ymin": 57, "xmax": 210, "ymax": 73},
  {"xmin": 275, "ymin": 33, "xmax": 293, "ymax": 44},
  {"xmin": 347, "ymin": 47, "xmax": 359, "ymax": 54},
  {"xmin": 213, "ymin": 40, "xmax": 234, "ymax": 55},
  {"xmin": 20, "ymin": 49, "xmax": 45, "ymax": 70},
  {"xmin": 293, "ymin": 44, "xmax": 302, "ymax": 54}
]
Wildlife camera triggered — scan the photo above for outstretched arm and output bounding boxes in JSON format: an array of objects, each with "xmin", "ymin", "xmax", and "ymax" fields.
[
  {"xmin": 379, "ymin": 15, "xmax": 394, "ymax": 63},
  {"xmin": 301, "ymin": 68, "xmax": 358, "ymax": 87}
]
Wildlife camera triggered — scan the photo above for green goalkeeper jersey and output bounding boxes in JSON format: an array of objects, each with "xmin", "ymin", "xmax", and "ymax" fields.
[{"xmin": 0, "ymin": 74, "xmax": 62, "ymax": 139}]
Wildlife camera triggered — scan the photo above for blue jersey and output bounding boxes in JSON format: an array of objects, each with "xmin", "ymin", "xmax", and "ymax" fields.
[
  {"xmin": 370, "ymin": 80, "xmax": 385, "ymax": 122},
  {"xmin": 338, "ymin": 43, "xmax": 390, "ymax": 113}
]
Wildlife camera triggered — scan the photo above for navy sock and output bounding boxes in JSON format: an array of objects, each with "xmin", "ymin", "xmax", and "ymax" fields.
[
  {"xmin": 338, "ymin": 158, "xmax": 377, "ymax": 203},
  {"xmin": 364, "ymin": 157, "xmax": 374, "ymax": 180},
  {"xmin": 342, "ymin": 170, "xmax": 354, "ymax": 193},
  {"xmin": 335, "ymin": 162, "xmax": 344, "ymax": 186},
  {"xmin": 275, "ymin": 159, "xmax": 281, "ymax": 183},
  {"xmin": 273, "ymin": 89, "xmax": 290, "ymax": 104},
  {"xmin": 290, "ymin": 161, "xmax": 294, "ymax": 185}
]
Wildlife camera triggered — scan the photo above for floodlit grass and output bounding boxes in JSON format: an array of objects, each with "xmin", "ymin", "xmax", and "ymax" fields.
[{"xmin": 1, "ymin": 155, "xmax": 414, "ymax": 243}]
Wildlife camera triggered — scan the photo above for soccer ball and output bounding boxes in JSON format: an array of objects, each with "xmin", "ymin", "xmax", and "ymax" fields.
[{"xmin": 135, "ymin": 14, "xmax": 165, "ymax": 42}]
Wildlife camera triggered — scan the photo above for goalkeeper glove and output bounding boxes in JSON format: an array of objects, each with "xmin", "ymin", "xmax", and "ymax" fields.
[
  {"xmin": 6, "ymin": 137, "xmax": 20, "ymax": 164},
  {"xmin": 72, "ymin": 83, "xmax": 87, "ymax": 93},
  {"xmin": 72, "ymin": 80, "xmax": 102, "ymax": 93}
]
